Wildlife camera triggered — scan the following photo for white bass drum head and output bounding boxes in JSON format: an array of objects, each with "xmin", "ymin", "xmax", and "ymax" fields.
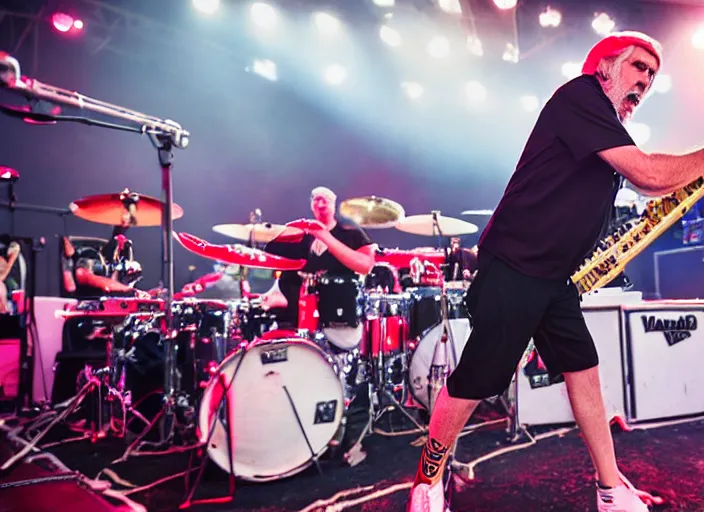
[{"xmin": 198, "ymin": 337, "xmax": 344, "ymax": 481}]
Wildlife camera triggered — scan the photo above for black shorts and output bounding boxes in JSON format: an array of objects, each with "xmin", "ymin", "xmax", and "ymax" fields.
[{"xmin": 446, "ymin": 252, "xmax": 599, "ymax": 400}]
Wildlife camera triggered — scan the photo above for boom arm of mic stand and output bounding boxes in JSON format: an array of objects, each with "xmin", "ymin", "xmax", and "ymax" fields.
[{"xmin": 0, "ymin": 103, "xmax": 147, "ymax": 133}]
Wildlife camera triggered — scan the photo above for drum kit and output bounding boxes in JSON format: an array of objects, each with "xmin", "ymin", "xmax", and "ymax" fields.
[{"xmin": 9, "ymin": 191, "xmax": 485, "ymax": 488}]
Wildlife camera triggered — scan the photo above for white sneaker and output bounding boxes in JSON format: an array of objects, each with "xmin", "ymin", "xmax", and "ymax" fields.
[
  {"xmin": 597, "ymin": 484, "xmax": 649, "ymax": 512},
  {"xmin": 407, "ymin": 481, "xmax": 450, "ymax": 512}
]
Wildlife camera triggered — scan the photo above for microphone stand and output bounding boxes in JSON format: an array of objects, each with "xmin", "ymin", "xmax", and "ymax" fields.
[{"xmin": 0, "ymin": 52, "xmax": 190, "ymax": 457}]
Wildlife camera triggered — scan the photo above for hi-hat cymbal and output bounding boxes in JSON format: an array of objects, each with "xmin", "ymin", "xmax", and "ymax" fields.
[
  {"xmin": 212, "ymin": 223, "xmax": 295, "ymax": 244},
  {"xmin": 396, "ymin": 213, "xmax": 478, "ymax": 236},
  {"xmin": 339, "ymin": 196, "xmax": 405, "ymax": 228},
  {"xmin": 70, "ymin": 191, "xmax": 183, "ymax": 227}
]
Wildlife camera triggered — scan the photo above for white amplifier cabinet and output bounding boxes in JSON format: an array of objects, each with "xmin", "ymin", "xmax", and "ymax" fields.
[
  {"xmin": 31, "ymin": 297, "xmax": 75, "ymax": 404},
  {"xmin": 517, "ymin": 306, "xmax": 627, "ymax": 426},
  {"xmin": 623, "ymin": 303, "xmax": 704, "ymax": 421}
]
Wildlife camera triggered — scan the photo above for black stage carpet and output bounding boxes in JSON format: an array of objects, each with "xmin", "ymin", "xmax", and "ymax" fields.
[{"xmin": 2, "ymin": 408, "xmax": 704, "ymax": 512}]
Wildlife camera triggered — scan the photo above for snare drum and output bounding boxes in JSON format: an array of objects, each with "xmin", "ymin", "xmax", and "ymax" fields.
[
  {"xmin": 407, "ymin": 288, "xmax": 472, "ymax": 409},
  {"xmin": 198, "ymin": 336, "xmax": 344, "ymax": 481}
]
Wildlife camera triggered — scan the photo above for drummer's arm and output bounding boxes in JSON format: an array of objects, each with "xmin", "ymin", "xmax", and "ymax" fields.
[{"xmin": 315, "ymin": 231, "xmax": 375, "ymax": 274}]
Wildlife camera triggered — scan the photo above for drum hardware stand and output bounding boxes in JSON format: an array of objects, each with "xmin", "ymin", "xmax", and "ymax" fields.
[
  {"xmin": 0, "ymin": 367, "xmax": 101, "ymax": 473},
  {"xmin": 344, "ymin": 317, "xmax": 426, "ymax": 465}
]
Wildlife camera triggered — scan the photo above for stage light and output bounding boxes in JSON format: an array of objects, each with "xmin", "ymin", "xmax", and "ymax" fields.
[
  {"xmin": 493, "ymin": 0, "xmax": 517, "ymax": 10},
  {"xmin": 51, "ymin": 12, "xmax": 74, "ymax": 33},
  {"xmin": 627, "ymin": 122, "xmax": 651, "ymax": 146},
  {"xmin": 502, "ymin": 43, "xmax": 519, "ymax": 63},
  {"xmin": 520, "ymin": 95, "xmax": 540, "ymax": 112},
  {"xmin": 251, "ymin": 59, "xmax": 277, "ymax": 81},
  {"xmin": 592, "ymin": 13, "xmax": 615, "ymax": 36},
  {"xmin": 466, "ymin": 36, "xmax": 483, "ymax": 56},
  {"xmin": 73, "ymin": 19, "xmax": 84, "ymax": 30},
  {"xmin": 692, "ymin": 26, "xmax": 704, "ymax": 50},
  {"xmin": 313, "ymin": 12, "xmax": 341, "ymax": 35},
  {"xmin": 427, "ymin": 36, "xmax": 450, "ymax": 59},
  {"xmin": 561, "ymin": 61, "xmax": 581, "ymax": 79},
  {"xmin": 192, "ymin": 0, "xmax": 220, "ymax": 15},
  {"xmin": 402, "ymin": 82, "xmax": 424, "ymax": 100},
  {"xmin": 324, "ymin": 64, "xmax": 347, "ymax": 85},
  {"xmin": 250, "ymin": 2, "xmax": 278, "ymax": 31},
  {"xmin": 539, "ymin": 7, "xmax": 561, "ymax": 28},
  {"xmin": 379, "ymin": 25, "xmax": 401, "ymax": 47},
  {"xmin": 437, "ymin": 0, "xmax": 462, "ymax": 14},
  {"xmin": 465, "ymin": 81, "xmax": 486, "ymax": 102},
  {"xmin": 652, "ymin": 74, "xmax": 671, "ymax": 94}
]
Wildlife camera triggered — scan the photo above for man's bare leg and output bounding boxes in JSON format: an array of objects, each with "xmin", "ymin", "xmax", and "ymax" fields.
[
  {"xmin": 413, "ymin": 386, "xmax": 481, "ymax": 486},
  {"xmin": 563, "ymin": 366, "xmax": 620, "ymax": 487}
]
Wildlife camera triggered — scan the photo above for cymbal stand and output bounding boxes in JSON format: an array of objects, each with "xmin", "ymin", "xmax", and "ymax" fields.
[{"xmin": 240, "ymin": 208, "xmax": 262, "ymax": 296}]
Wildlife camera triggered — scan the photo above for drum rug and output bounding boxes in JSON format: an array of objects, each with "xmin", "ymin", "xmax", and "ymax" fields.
[{"xmin": 2, "ymin": 405, "xmax": 704, "ymax": 511}]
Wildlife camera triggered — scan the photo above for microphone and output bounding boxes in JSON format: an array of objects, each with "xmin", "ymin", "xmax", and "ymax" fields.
[{"xmin": 0, "ymin": 166, "xmax": 19, "ymax": 182}]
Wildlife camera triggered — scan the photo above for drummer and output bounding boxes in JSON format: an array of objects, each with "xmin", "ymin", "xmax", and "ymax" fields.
[{"xmin": 261, "ymin": 186, "xmax": 376, "ymax": 327}]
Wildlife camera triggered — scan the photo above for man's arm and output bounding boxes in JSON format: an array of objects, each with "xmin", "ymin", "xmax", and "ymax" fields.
[
  {"xmin": 315, "ymin": 231, "xmax": 375, "ymax": 275},
  {"xmin": 599, "ymin": 145, "xmax": 704, "ymax": 196}
]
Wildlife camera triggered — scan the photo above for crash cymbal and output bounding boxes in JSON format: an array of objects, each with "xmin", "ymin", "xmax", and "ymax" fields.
[
  {"xmin": 174, "ymin": 232, "xmax": 307, "ymax": 271},
  {"xmin": 70, "ymin": 191, "xmax": 183, "ymax": 227},
  {"xmin": 396, "ymin": 213, "xmax": 478, "ymax": 236},
  {"xmin": 212, "ymin": 223, "xmax": 294, "ymax": 244},
  {"xmin": 339, "ymin": 196, "xmax": 405, "ymax": 228}
]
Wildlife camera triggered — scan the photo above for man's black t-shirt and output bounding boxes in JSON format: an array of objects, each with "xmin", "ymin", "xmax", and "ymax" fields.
[
  {"xmin": 264, "ymin": 220, "xmax": 373, "ymax": 325},
  {"xmin": 479, "ymin": 74, "xmax": 636, "ymax": 280}
]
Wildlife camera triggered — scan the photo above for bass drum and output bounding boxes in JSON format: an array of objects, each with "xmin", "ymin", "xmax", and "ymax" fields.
[
  {"xmin": 407, "ymin": 288, "xmax": 472, "ymax": 409},
  {"xmin": 198, "ymin": 336, "xmax": 344, "ymax": 481}
]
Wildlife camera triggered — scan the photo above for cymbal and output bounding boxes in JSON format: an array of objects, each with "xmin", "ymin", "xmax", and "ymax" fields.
[
  {"xmin": 461, "ymin": 209, "xmax": 494, "ymax": 216},
  {"xmin": 70, "ymin": 191, "xmax": 183, "ymax": 227},
  {"xmin": 339, "ymin": 196, "xmax": 405, "ymax": 228},
  {"xmin": 174, "ymin": 232, "xmax": 307, "ymax": 271},
  {"xmin": 396, "ymin": 213, "xmax": 478, "ymax": 236},
  {"xmin": 212, "ymin": 223, "xmax": 295, "ymax": 244}
]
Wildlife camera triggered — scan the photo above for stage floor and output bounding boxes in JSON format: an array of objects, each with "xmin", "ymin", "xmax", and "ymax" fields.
[{"xmin": 1, "ymin": 406, "xmax": 703, "ymax": 511}]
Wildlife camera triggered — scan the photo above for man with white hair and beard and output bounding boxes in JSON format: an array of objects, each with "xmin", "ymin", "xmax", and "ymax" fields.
[{"xmin": 408, "ymin": 31, "xmax": 704, "ymax": 512}]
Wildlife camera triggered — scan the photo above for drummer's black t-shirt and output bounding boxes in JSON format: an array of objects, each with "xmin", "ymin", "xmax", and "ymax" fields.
[
  {"xmin": 264, "ymin": 220, "xmax": 372, "ymax": 326},
  {"xmin": 478, "ymin": 74, "xmax": 635, "ymax": 280}
]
